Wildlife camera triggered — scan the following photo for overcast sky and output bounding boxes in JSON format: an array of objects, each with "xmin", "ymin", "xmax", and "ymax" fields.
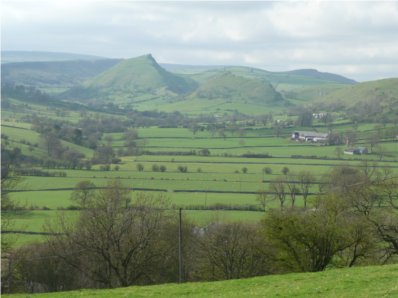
[{"xmin": 2, "ymin": 0, "xmax": 398, "ymax": 81}]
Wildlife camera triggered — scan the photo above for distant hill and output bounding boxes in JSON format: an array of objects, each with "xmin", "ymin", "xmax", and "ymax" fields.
[
  {"xmin": 1, "ymin": 51, "xmax": 106, "ymax": 64},
  {"xmin": 190, "ymin": 71, "xmax": 284, "ymax": 104},
  {"xmin": 286, "ymin": 69, "xmax": 356, "ymax": 84},
  {"xmin": 316, "ymin": 78, "xmax": 398, "ymax": 121},
  {"xmin": 163, "ymin": 64, "xmax": 356, "ymax": 85},
  {"xmin": 1, "ymin": 59, "xmax": 121, "ymax": 88},
  {"xmin": 84, "ymin": 54, "xmax": 197, "ymax": 96},
  {"xmin": 161, "ymin": 63, "xmax": 221, "ymax": 74},
  {"xmin": 2, "ymin": 52, "xmax": 357, "ymax": 103},
  {"xmin": 8, "ymin": 52, "xmax": 394, "ymax": 115},
  {"xmin": 165, "ymin": 64, "xmax": 356, "ymax": 102}
]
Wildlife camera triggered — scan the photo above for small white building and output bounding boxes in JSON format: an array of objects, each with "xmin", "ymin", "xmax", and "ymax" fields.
[{"xmin": 291, "ymin": 131, "xmax": 328, "ymax": 142}]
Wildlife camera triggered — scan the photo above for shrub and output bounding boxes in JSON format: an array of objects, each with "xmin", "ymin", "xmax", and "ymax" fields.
[
  {"xmin": 136, "ymin": 163, "xmax": 144, "ymax": 172},
  {"xmin": 178, "ymin": 165, "xmax": 188, "ymax": 173}
]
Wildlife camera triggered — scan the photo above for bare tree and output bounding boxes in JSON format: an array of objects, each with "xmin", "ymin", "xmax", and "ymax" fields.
[
  {"xmin": 256, "ymin": 189, "xmax": 269, "ymax": 212},
  {"xmin": 197, "ymin": 223, "xmax": 267, "ymax": 280},
  {"xmin": 124, "ymin": 129, "xmax": 139, "ymax": 155},
  {"xmin": 269, "ymin": 176, "xmax": 287, "ymax": 209},
  {"xmin": 327, "ymin": 165, "xmax": 398, "ymax": 261},
  {"xmin": 49, "ymin": 180, "xmax": 171, "ymax": 288},
  {"xmin": 70, "ymin": 180, "xmax": 96, "ymax": 208},
  {"xmin": 297, "ymin": 171, "xmax": 315, "ymax": 209},
  {"xmin": 285, "ymin": 173, "xmax": 299, "ymax": 207}
]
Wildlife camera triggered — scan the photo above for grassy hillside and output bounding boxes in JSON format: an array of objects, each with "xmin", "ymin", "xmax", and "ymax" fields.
[
  {"xmin": 316, "ymin": 78, "xmax": 398, "ymax": 120},
  {"xmin": 164, "ymin": 64, "xmax": 355, "ymax": 85},
  {"xmin": 287, "ymin": 69, "xmax": 356, "ymax": 84},
  {"xmin": 320, "ymin": 78, "xmax": 398, "ymax": 106},
  {"xmin": 1, "ymin": 59, "xmax": 120, "ymax": 90},
  {"xmin": 165, "ymin": 64, "xmax": 355, "ymax": 101},
  {"xmin": 2, "ymin": 53, "xmax": 358, "ymax": 107},
  {"xmin": 190, "ymin": 71, "xmax": 284, "ymax": 104},
  {"xmin": 5, "ymin": 264, "xmax": 398, "ymax": 297},
  {"xmin": 85, "ymin": 54, "xmax": 197, "ymax": 95}
]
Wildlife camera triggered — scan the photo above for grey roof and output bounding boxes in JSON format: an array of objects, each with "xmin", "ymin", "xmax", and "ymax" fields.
[{"xmin": 294, "ymin": 131, "xmax": 328, "ymax": 138}]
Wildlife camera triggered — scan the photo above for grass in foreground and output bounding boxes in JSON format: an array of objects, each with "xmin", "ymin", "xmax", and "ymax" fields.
[{"xmin": 5, "ymin": 264, "xmax": 398, "ymax": 297}]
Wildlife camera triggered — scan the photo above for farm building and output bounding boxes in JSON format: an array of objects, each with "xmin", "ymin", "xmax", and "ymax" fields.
[
  {"xmin": 344, "ymin": 147, "xmax": 369, "ymax": 155},
  {"xmin": 291, "ymin": 131, "xmax": 328, "ymax": 142}
]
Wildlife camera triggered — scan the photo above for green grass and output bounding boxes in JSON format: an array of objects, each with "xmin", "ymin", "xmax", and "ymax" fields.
[
  {"xmin": 4, "ymin": 208, "xmax": 266, "ymax": 247},
  {"xmin": 2, "ymin": 210, "xmax": 80, "ymax": 247},
  {"xmin": 4, "ymin": 210, "xmax": 79, "ymax": 233},
  {"xmin": 4, "ymin": 104, "xmax": 398, "ymax": 248},
  {"xmin": 189, "ymin": 71, "xmax": 283, "ymax": 104},
  {"xmin": 85, "ymin": 54, "xmax": 196, "ymax": 95},
  {"xmin": 5, "ymin": 264, "xmax": 398, "ymax": 297},
  {"xmin": 1, "ymin": 125, "xmax": 94, "ymax": 158},
  {"xmin": 9, "ymin": 191, "xmax": 74, "ymax": 209}
]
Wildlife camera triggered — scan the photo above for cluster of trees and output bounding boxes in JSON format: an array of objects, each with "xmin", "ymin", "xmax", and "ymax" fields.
[
  {"xmin": 1, "ymin": 84, "xmax": 54, "ymax": 106},
  {"xmin": 32, "ymin": 116, "xmax": 130, "ymax": 150},
  {"xmin": 2, "ymin": 181, "xmax": 268, "ymax": 292},
  {"xmin": 1, "ymin": 146, "xmax": 22, "ymax": 211},
  {"xmin": 40, "ymin": 132, "xmax": 85, "ymax": 168},
  {"xmin": 2, "ymin": 165, "xmax": 397, "ymax": 294},
  {"xmin": 151, "ymin": 164, "xmax": 167, "ymax": 172},
  {"xmin": 28, "ymin": 116, "xmax": 144, "ymax": 167},
  {"xmin": 262, "ymin": 170, "xmax": 314, "ymax": 209}
]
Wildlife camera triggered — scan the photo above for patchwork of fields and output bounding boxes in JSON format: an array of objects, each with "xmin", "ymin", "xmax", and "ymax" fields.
[{"xmin": 3, "ymin": 105, "xmax": 398, "ymax": 246}]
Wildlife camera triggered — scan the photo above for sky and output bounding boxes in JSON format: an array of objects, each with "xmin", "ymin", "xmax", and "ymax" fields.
[{"xmin": 2, "ymin": 0, "xmax": 398, "ymax": 81}]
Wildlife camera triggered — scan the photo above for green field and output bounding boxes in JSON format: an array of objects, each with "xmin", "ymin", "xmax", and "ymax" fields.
[
  {"xmin": 2, "ymin": 53, "xmax": 398, "ymax": 298},
  {"xmin": 2, "ymin": 77, "xmax": 398, "ymax": 247},
  {"xmin": 4, "ymin": 264, "xmax": 398, "ymax": 298},
  {"xmin": 3, "ymin": 114, "xmax": 398, "ymax": 246}
]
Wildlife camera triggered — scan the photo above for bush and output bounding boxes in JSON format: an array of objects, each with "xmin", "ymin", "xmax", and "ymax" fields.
[
  {"xmin": 178, "ymin": 165, "xmax": 188, "ymax": 173},
  {"xmin": 281, "ymin": 167, "xmax": 289, "ymax": 175},
  {"xmin": 263, "ymin": 167, "xmax": 272, "ymax": 175},
  {"xmin": 100, "ymin": 164, "xmax": 111, "ymax": 171}
]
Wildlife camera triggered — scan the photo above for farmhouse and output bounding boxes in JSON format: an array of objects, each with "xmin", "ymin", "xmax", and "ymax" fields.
[
  {"xmin": 344, "ymin": 147, "xmax": 369, "ymax": 155},
  {"xmin": 291, "ymin": 131, "xmax": 328, "ymax": 142},
  {"xmin": 312, "ymin": 112, "xmax": 327, "ymax": 119}
]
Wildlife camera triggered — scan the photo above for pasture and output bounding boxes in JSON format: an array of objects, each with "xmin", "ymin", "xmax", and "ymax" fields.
[
  {"xmin": 4, "ymin": 264, "xmax": 398, "ymax": 298},
  {"xmin": 3, "ymin": 103, "xmax": 398, "ymax": 246}
]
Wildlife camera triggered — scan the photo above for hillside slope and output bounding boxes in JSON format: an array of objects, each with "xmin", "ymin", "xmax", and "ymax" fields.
[
  {"xmin": 316, "ymin": 78, "xmax": 398, "ymax": 120},
  {"xmin": 286, "ymin": 69, "xmax": 356, "ymax": 84},
  {"xmin": 5, "ymin": 264, "xmax": 398, "ymax": 297},
  {"xmin": 163, "ymin": 64, "xmax": 356, "ymax": 85},
  {"xmin": 182, "ymin": 65, "xmax": 355, "ymax": 102},
  {"xmin": 85, "ymin": 54, "xmax": 197, "ymax": 95},
  {"xmin": 1, "ymin": 59, "xmax": 120, "ymax": 88},
  {"xmin": 190, "ymin": 71, "xmax": 284, "ymax": 104}
]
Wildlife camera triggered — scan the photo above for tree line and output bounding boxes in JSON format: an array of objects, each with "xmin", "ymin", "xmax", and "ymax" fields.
[{"xmin": 2, "ymin": 163, "xmax": 397, "ymax": 294}]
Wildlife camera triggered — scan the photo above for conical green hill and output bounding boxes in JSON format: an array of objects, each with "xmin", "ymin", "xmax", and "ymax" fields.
[
  {"xmin": 85, "ymin": 54, "xmax": 196, "ymax": 94},
  {"xmin": 191, "ymin": 71, "xmax": 284, "ymax": 103}
]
